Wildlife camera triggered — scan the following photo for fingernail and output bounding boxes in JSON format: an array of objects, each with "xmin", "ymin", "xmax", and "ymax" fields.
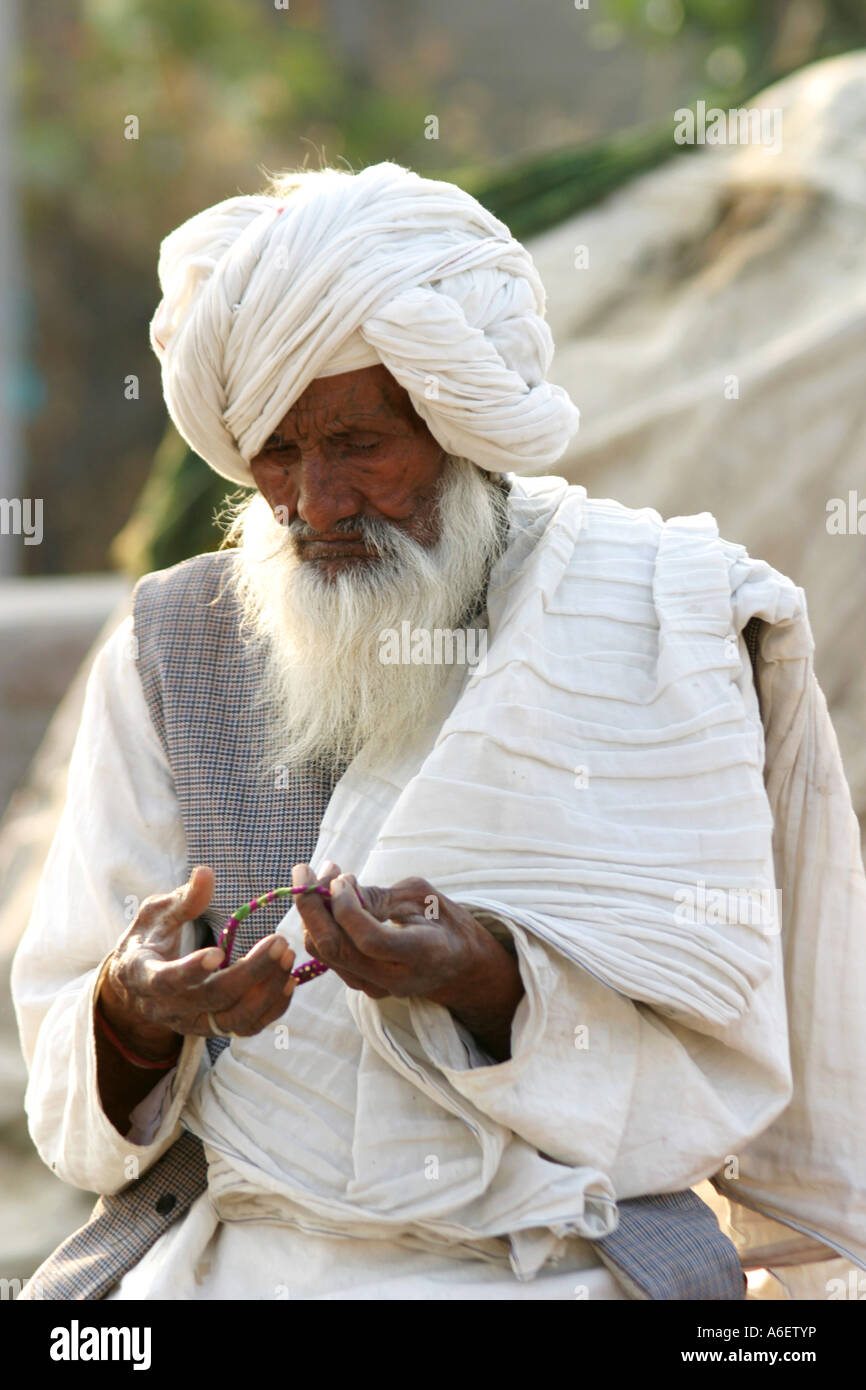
[{"xmin": 269, "ymin": 939, "xmax": 285, "ymax": 960}]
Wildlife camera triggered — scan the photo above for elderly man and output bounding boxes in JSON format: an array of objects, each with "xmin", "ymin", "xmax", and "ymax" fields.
[{"xmin": 12, "ymin": 163, "xmax": 866, "ymax": 1301}]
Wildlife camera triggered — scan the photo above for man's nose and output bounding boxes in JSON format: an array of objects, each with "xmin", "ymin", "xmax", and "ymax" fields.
[{"xmin": 294, "ymin": 451, "xmax": 363, "ymax": 533}]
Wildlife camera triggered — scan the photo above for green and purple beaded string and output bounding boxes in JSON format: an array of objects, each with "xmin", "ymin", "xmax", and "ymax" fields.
[{"xmin": 217, "ymin": 883, "xmax": 340, "ymax": 982}]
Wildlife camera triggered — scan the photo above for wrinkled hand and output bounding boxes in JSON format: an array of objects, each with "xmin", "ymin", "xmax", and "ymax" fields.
[
  {"xmin": 293, "ymin": 862, "xmax": 524, "ymax": 1059},
  {"xmin": 99, "ymin": 865, "xmax": 297, "ymax": 1055}
]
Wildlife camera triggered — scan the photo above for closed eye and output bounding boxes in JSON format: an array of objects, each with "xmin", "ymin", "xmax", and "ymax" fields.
[
  {"xmin": 259, "ymin": 433, "xmax": 381, "ymax": 456},
  {"xmin": 261, "ymin": 434, "xmax": 293, "ymax": 453},
  {"xmin": 334, "ymin": 435, "xmax": 381, "ymax": 453}
]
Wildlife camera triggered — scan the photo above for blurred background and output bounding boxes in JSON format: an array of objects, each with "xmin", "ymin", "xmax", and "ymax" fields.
[{"xmin": 1, "ymin": 0, "xmax": 865, "ymax": 1287}]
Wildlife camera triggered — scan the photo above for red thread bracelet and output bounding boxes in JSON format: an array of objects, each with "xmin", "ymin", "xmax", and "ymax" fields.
[{"xmin": 95, "ymin": 996, "xmax": 182, "ymax": 1071}]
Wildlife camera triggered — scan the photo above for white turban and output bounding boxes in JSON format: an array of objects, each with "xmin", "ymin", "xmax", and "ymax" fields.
[{"xmin": 149, "ymin": 162, "xmax": 579, "ymax": 485}]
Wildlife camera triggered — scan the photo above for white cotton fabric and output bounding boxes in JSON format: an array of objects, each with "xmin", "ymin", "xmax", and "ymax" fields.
[
  {"xmin": 149, "ymin": 162, "xmax": 580, "ymax": 485},
  {"xmin": 11, "ymin": 476, "xmax": 866, "ymax": 1297},
  {"xmin": 9, "ymin": 608, "xmax": 622, "ymax": 1298},
  {"xmin": 180, "ymin": 476, "xmax": 792, "ymax": 1258},
  {"xmin": 104, "ymin": 1192, "xmax": 626, "ymax": 1301},
  {"xmin": 178, "ymin": 476, "xmax": 865, "ymax": 1275},
  {"xmin": 314, "ymin": 329, "xmax": 381, "ymax": 377}
]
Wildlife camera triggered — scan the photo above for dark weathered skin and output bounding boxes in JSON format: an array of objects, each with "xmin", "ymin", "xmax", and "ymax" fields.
[
  {"xmin": 293, "ymin": 862, "xmax": 524, "ymax": 1064},
  {"xmin": 248, "ymin": 364, "xmax": 448, "ymax": 572},
  {"xmin": 97, "ymin": 866, "xmax": 296, "ymax": 1133}
]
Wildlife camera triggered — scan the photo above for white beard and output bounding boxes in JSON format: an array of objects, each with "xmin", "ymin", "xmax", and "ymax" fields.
[{"xmin": 228, "ymin": 457, "xmax": 510, "ymax": 776}]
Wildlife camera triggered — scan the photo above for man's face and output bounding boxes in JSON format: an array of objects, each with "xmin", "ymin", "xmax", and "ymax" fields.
[{"xmin": 249, "ymin": 364, "xmax": 447, "ymax": 577}]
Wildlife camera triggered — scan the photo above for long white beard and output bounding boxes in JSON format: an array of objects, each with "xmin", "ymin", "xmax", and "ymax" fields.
[{"xmin": 228, "ymin": 457, "xmax": 510, "ymax": 777}]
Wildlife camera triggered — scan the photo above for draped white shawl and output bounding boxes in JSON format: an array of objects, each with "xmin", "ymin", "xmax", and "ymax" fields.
[{"xmin": 183, "ymin": 475, "xmax": 866, "ymax": 1273}]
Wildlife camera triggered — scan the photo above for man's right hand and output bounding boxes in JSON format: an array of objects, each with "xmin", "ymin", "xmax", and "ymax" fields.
[{"xmin": 98, "ymin": 865, "xmax": 297, "ymax": 1059}]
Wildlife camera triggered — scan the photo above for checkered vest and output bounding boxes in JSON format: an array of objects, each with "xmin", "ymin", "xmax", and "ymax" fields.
[{"xmin": 21, "ymin": 548, "xmax": 752, "ymax": 1300}]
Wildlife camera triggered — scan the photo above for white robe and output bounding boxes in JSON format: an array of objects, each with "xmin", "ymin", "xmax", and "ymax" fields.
[
  {"xmin": 12, "ymin": 478, "xmax": 866, "ymax": 1298},
  {"xmin": 10, "ymin": 614, "xmax": 625, "ymax": 1299}
]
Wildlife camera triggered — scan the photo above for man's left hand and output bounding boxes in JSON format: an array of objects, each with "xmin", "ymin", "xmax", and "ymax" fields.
[{"xmin": 292, "ymin": 863, "xmax": 525, "ymax": 1061}]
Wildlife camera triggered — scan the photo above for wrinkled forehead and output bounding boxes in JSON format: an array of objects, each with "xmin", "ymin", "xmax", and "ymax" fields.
[{"xmin": 273, "ymin": 364, "xmax": 425, "ymax": 435}]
